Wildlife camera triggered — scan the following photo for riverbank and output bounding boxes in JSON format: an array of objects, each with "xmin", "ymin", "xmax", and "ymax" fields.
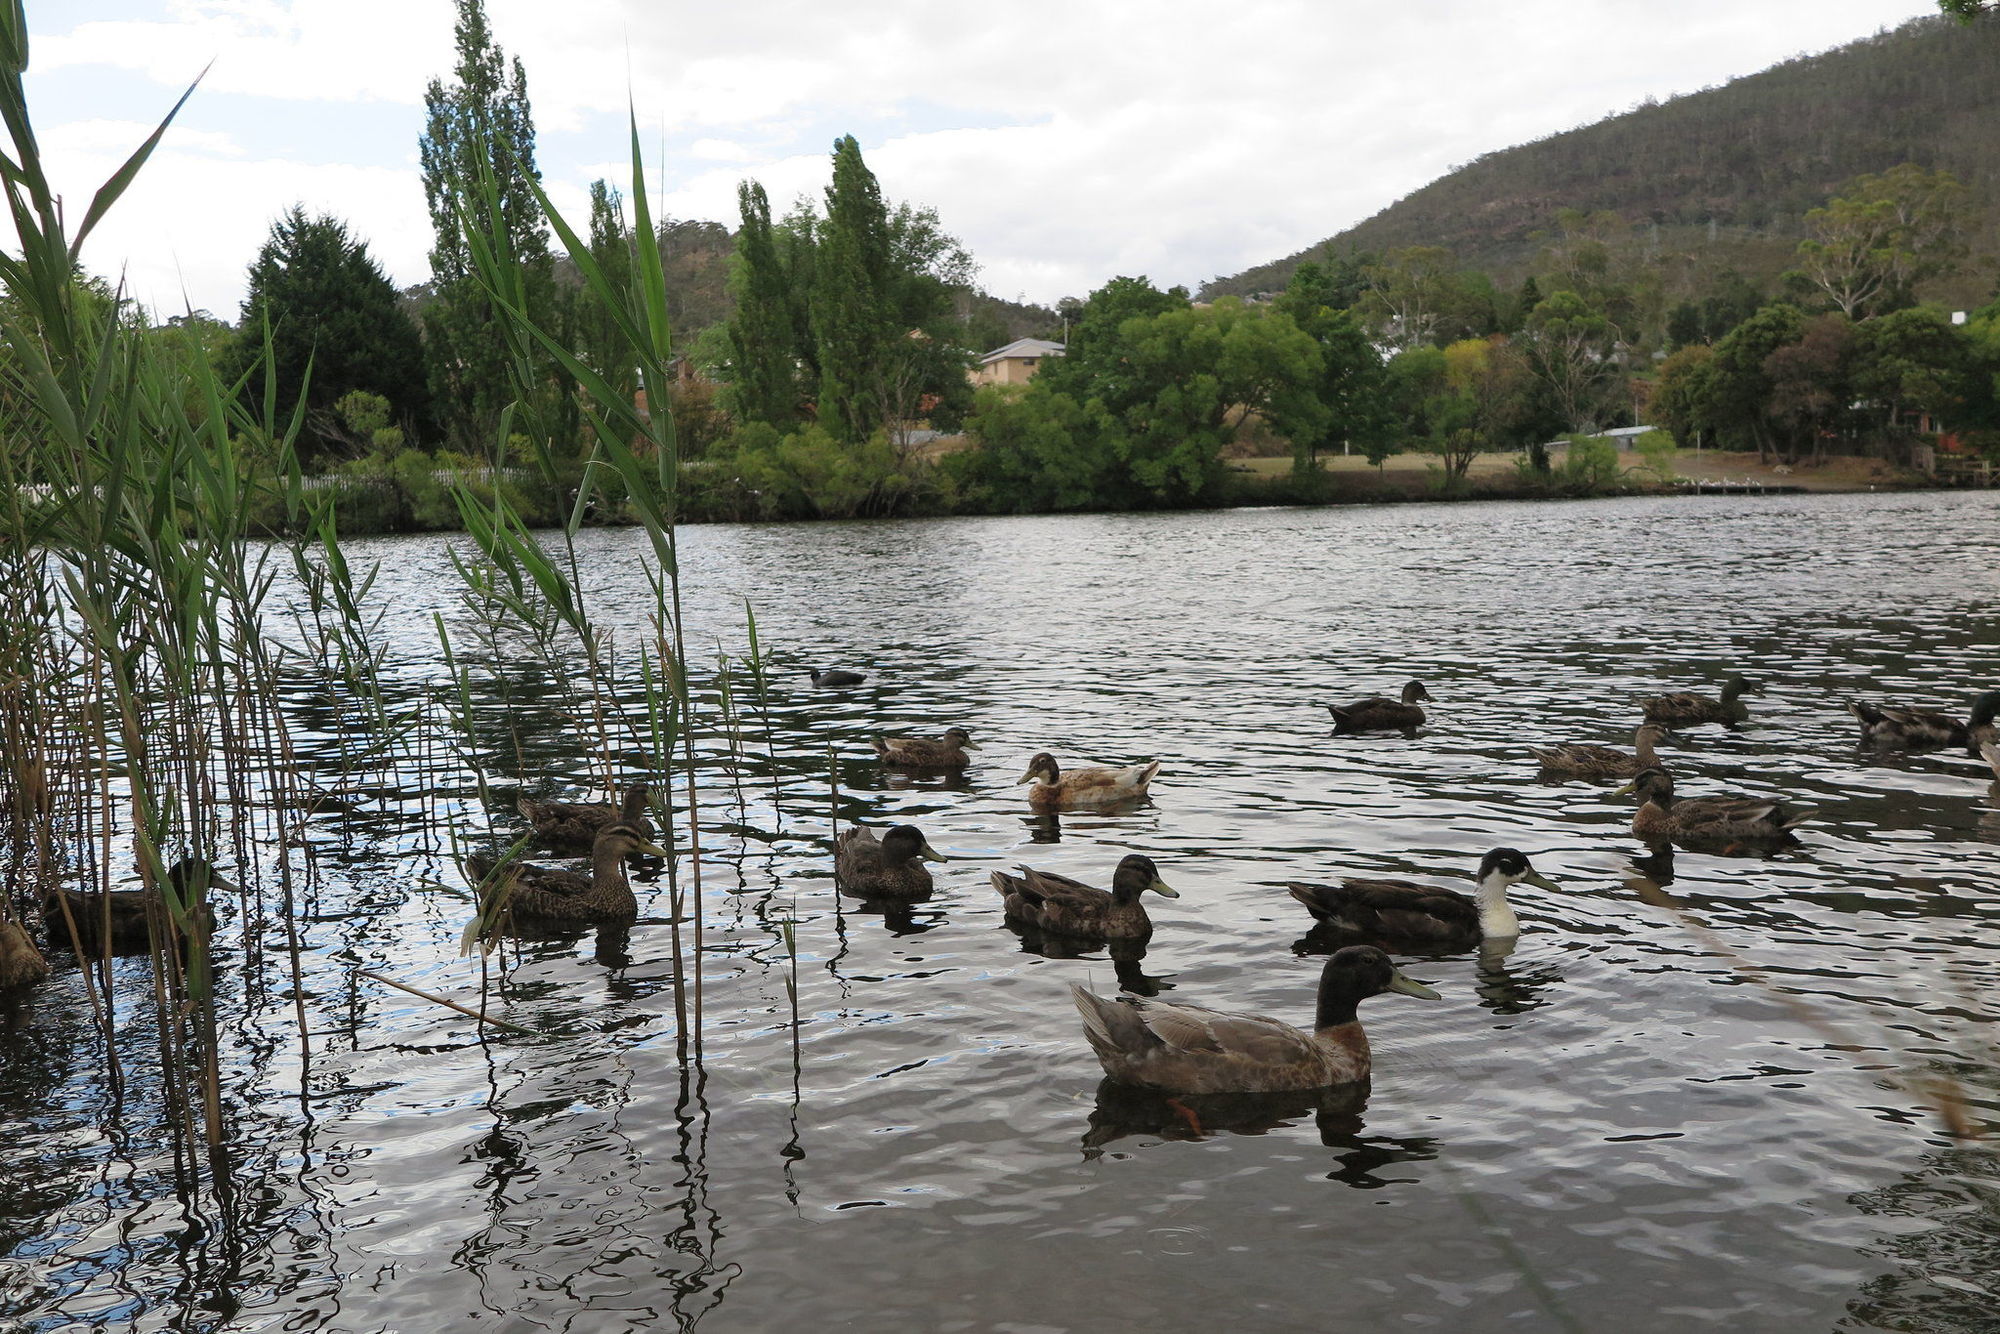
[{"xmin": 262, "ymin": 445, "xmax": 1949, "ymax": 538}]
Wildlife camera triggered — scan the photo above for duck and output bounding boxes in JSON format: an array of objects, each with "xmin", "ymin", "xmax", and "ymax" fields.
[
  {"xmin": 1016, "ymin": 753, "xmax": 1161, "ymax": 809},
  {"xmin": 808, "ymin": 667, "xmax": 867, "ymax": 688},
  {"xmin": 517, "ymin": 781, "xmax": 654, "ymax": 851},
  {"xmin": 0, "ymin": 918, "xmax": 47, "ymax": 990},
  {"xmin": 1529, "ymin": 725, "xmax": 1670, "ymax": 780},
  {"xmin": 1847, "ymin": 690, "xmax": 2000, "ymax": 752},
  {"xmin": 42, "ymin": 858, "xmax": 233, "ymax": 956},
  {"xmin": 873, "ymin": 727, "xmax": 976, "ymax": 769},
  {"xmin": 1070, "ymin": 945, "xmax": 1439, "ymax": 1094},
  {"xmin": 834, "ymin": 823, "xmax": 946, "ymax": 899},
  {"xmin": 1641, "ymin": 675, "xmax": 1762, "ymax": 727},
  {"xmin": 1285, "ymin": 848, "xmax": 1560, "ymax": 950},
  {"xmin": 464, "ymin": 820, "xmax": 666, "ymax": 926},
  {"xmin": 1616, "ymin": 767, "xmax": 1814, "ymax": 847},
  {"xmin": 1981, "ymin": 739, "xmax": 2000, "ymax": 782},
  {"xmin": 1328, "ymin": 681, "xmax": 1431, "ymax": 734},
  {"xmin": 991, "ymin": 854, "xmax": 1177, "ymax": 940}
]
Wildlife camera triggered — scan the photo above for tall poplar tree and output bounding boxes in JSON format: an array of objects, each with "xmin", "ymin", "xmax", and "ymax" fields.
[
  {"xmin": 727, "ymin": 181, "xmax": 802, "ymax": 428},
  {"xmin": 418, "ymin": 0, "xmax": 553, "ymax": 451},
  {"xmin": 812, "ymin": 135, "xmax": 895, "ymax": 442}
]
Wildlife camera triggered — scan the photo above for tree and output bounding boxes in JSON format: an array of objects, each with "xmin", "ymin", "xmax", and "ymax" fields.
[
  {"xmin": 227, "ymin": 207, "xmax": 429, "ymax": 465},
  {"xmin": 1521, "ymin": 290, "xmax": 1618, "ymax": 432},
  {"xmin": 1650, "ymin": 344, "xmax": 1716, "ymax": 449},
  {"xmin": 1707, "ymin": 305, "xmax": 1804, "ymax": 462},
  {"xmin": 1359, "ymin": 246, "xmax": 1462, "ymax": 352},
  {"xmin": 1793, "ymin": 164, "xmax": 1969, "ymax": 319},
  {"xmin": 1762, "ymin": 313, "xmax": 1854, "ymax": 460},
  {"xmin": 812, "ymin": 135, "xmax": 895, "ymax": 442},
  {"xmin": 1850, "ymin": 306, "xmax": 1972, "ymax": 431},
  {"xmin": 1273, "ymin": 261, "xmax": 1390, "ymax": 469},
  {"xmin": 575, "ymin": 179, "xmax": 636, "ymax": 406},
  {"xmin": 1939, "ymin": 2, "xmax": 1993, "ymax": 20},
  {"xmin": 726, "ymin": 180, "xmax": 803, "ymax": 429},
  {"xmin": 418, "ymin": 0, "xmax": 555, "ymax": 451}
]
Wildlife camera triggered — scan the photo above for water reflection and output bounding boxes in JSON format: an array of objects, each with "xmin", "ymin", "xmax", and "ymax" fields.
[{"xmin": 1080, "ymin": 1077, "xmax": 1368, "ymax": 1155}]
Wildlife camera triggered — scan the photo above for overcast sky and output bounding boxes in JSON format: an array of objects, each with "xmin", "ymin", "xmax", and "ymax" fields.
[{"xmin": 26, "ymin": 0, "xmax": 1944, "ymax": 323}]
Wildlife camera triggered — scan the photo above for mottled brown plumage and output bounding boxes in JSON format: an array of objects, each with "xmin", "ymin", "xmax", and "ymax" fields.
[
  {"xmin": 1286, "ymin": 848, "xmax": 1559, "ymax": 949},
  {"xmin": 1328, "ymin": 681, "xmax": 1431, "ymax": 734},
  {"xmin": 992, "ymin": 854, "xmax": 1176, "ymax": 940},
  {"xmin": 1530, "ymin": 725, "xmax": 1670, "ymax": 779},
  {"xmin": 1016, "ymin": 753, "xmax": 1161, "ymax": 809},
  {"xmin": 1848, "ymin": 690, "xmax": 2000, "ymax": 752},
  {"xmin": 873, "ymin": 727, "xmax": 976, "ymax": 769},
  {"xmin": 1619, "ymin": 767, "xmax": 1814, "ymax": 847},
  {"xmin": 466, "ymin": 821, "xmax": 665, "ymax": 926},
  {"xmin": 1070, "ymin": 945, "xmax": 1439, "ymax": 1094},
  {"xmin": 517, "ymin": 782, "xmax": 654, "ymax": 851},
  {"xmin": 1641, "ymin": 675, "xmax": 1761, "ymax": 727},
  {"xmin": 0, "ymin": 919, "xmax": 47, "ymax": 990},
  {"xmin": 835, "ymin": 824, "xmax": 946, "ymax": 899},
  {"xmin": 41, "ymin": 859, "xmax": 231, "ymax": 957}
]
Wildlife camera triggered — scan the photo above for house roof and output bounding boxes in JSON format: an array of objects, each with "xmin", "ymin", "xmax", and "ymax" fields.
[{"xmin": 979, "ymin": 337, "xmax": 1065, "ymax": 365}]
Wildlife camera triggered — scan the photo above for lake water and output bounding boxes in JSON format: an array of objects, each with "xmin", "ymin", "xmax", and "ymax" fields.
[{"xmin": 5, "ymin": 489, "xmax": 2000, "ymax": 1332}]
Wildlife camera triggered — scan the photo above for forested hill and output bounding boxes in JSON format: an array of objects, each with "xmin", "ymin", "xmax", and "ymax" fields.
[{"xmin": 1203, "ymin": 13, "xmax": 2000, "ymax": 305}]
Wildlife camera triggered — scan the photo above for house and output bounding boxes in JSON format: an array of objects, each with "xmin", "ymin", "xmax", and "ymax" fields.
[{"xmin": 972, "ymin": 338, "xmax": 1064, "ymax": 388}]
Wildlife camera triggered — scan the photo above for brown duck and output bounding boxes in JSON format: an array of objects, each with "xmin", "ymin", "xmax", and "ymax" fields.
[
  {"xmin": 517, "ymin": 782, "xmax": 653, "ymax": 851},
  {"xmin": 1071, "ymin": 945, "xmax": 1439, "ymax": 1094},
  {"xmin": 873, "ymin": 728, "xmax": 976, "ymax": 769},
  {"xmin": 835, "ymin": 824, "xmax": 946, "ymax": 899},
  {"xmin": 1641, "ymin": 675, "xmax": 1761, "ymax": 727},
  {"xmin": 992, "ymin": 854, "xmax": 1177, "ymax": 940},
  {"xmin": 42, "ymin": 858, "xmax": 233, "ymax": 957},
  {"xmin": 1328, "ymin": 681, "xmax": 1431, "ymax": 734},
  {"xmin": 465, "ymin": 820, "xmax": 666, "ymax": 926},
  {"xmin": 1617, "ymin": 767, "xmax": 1814, "ymax": 847},
  {"xmin": 1530, "ymin": 725, "xmax": 1670, "ymax": 780}
]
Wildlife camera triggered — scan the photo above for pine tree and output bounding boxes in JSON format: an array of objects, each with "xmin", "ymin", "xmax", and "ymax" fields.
[
  {"xmin": 418, "ymin": 0, "xmax": 554, "ymax": 451},
  {"xmin": 229, "ymin": 207, "xmax": 429, "ymax": 465}
]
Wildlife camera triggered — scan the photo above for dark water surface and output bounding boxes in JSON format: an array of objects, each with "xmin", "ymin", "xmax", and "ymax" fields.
[{"xmin": 6, "ymin": 490, "xmax": 2000, "ymax": 1332}]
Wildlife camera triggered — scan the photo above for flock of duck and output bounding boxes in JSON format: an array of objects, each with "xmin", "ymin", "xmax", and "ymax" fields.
[{"xmin": 26, "ymin": 668, "xmax": 1999, "ymax": 1107}]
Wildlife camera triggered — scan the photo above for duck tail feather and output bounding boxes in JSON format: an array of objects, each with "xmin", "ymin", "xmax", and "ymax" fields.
[{"xmin": 1071, "ymin": 983, "xmax": 1152, "ymax": 1056}]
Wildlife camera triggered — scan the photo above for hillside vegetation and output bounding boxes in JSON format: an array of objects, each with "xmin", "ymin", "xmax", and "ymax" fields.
[{"xmin": 1204, "ymin": 13, "xmax": 2000, "ymax": 306}]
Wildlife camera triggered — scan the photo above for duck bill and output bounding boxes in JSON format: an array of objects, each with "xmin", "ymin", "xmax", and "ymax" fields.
[
  {"xmin": 1387, "ymin": 969, "xmax": 1441, "ymax": 1000},
  {"xmin": 1148, "ymin": 877, "xmax": 1179, "ymax": 899},
  {"xmin": 1612, "ymin": 780, "xmax": 1637, "ymax": 796},
  {"xmin": 919, "ymin": 841, "xmax": 949, "ymax": 863},
  {"xmin": 1013, "ymin": 771, "xmax": 1036, "ymax": 785},
  {"xmin": 1524, "ymin": 871, "xmax": 1561, "ymax": 893},
  {"xmin": 634, "ymin": 839, "xmax": 671, "ymax": 858},
  {"xmin": 959, "ymin": 739, "xmax": 980, "ymax": 750}
]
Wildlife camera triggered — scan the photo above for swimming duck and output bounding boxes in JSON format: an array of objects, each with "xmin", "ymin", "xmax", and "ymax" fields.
[
  {"xmin": 1017, "ymin": 753, "xmax": 1161, "ymax": 809},
  {"xmin": 517, "ymin": 782, "xmax": 654, "ymax": 851},
  {"xmin": 873, "ymin": 728, "xmax": 976, "ymax": 769},
  {"xmin": 1847, "ymin": 690, "xmax": 2000, "ymax": 752},
  {"xmin": 1641, "ymin": 675, "xmax": 1761, "ymax": 727},
  {"xmin": 835, "ymin": 823, "xmax": 946, "ymax": 899},
  {"xmin": 1328, "ymin": 681, "xmax": 1431, "ymax": 734},
  {"xmin": 1285, "ymin": 848, "xmax": 1559, "ymax": 949},
  {"xmin": 42, "ymin": 858, "xmax": 233, "ymax": 956},
  {"xmin": 1616, "ymin": 767, "xmax": 1814, "ymax": 847},
  {"xmin": 1070, "ymin": 945, "xmax": 1439, "ymax": 1094},
  {"xmin": 809, "ymin": 667, "xmax": 867, "ymax": 688},
  {"xmin": 991, "ymin": 854, "xmax": 1177, "ymax": 940},
  {"xmin": 0, "ymin": 918, "xmax": 47, "ymax": 990},
  {"xmin": 465, "ymin": 820, "xmax": 666, "ymax": 926},
  {"xmin": 1530, "ymin": 725, "xmax": 1670, "ymax": 780}
]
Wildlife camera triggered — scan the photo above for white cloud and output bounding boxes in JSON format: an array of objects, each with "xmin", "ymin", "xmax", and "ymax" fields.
[{"xmin": 27, "ymin": 0, "xmax": 1947, "ymax": 315}]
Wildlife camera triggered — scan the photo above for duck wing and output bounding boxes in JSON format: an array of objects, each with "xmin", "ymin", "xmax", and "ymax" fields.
[{"xmin": 1288, "ymin": 879, "xmax": 1478, "ymax": 942}]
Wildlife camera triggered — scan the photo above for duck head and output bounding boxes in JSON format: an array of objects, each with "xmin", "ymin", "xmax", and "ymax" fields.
[
  {"xmin": 1110, "ymin": 854, "xmax": 1177, "ymax": 902},
  {"xmin": 1016, "ymin": 753, "xmax": 1061, "ymax": 786},
  {"xmin": 882, "ymin": 824, "xmax": 947, "ymax": 865}
]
